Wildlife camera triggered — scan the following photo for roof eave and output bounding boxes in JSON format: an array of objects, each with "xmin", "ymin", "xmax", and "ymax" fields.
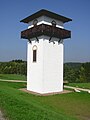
[{"xmin": 20, "ymin": 9, "xmax": 72, "ymax": 24}]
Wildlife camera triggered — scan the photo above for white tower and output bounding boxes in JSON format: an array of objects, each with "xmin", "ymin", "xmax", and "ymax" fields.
[{"xmin": 20, "ymin": 9, "xmax": 72, "ymax": 94}]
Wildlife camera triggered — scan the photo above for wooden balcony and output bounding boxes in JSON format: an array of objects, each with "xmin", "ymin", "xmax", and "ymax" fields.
[{"xmin": 21, "ymin": 24, "xmax": 71, "ymax": 40}]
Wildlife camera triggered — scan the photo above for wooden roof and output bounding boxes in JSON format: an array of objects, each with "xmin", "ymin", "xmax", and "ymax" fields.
[{"xmin": 20, "ymin": 9, "xmax": 72, "ymax": 23}]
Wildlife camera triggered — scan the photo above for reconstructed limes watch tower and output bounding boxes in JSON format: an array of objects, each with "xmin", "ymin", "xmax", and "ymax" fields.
[{"xmin": 20, "ymin": 9, "xmax": 72, "ymax": 94}]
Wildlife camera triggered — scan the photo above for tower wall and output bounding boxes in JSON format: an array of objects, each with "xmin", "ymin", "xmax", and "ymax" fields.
[
  {"xmin": 27, "ymin": 37, "xmax": 44, "ymax": 93},
  {"xmin": 27, "ymin": 36, "xmax": 63, "ymax": 94},
  {"xmin": 43, "ymin": 36, "xmax": 63, "ymax": 93}
]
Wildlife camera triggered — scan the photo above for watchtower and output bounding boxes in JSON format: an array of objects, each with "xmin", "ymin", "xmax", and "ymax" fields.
[{"xmin": 20, "ymin": 9, "xmax": 72, "ymax": 94}]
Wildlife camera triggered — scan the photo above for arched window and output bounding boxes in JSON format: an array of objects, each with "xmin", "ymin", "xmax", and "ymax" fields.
[
  {"xmin": 51, "ymin": 20, "xmax": 56, "ymax": 27},
  {"xmin": 32, "ymin": 45, "xmax": 37, "ymax": 62}
]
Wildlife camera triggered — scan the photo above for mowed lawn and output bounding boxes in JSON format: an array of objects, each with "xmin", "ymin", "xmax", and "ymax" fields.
[
  {"xmin": 0, "ymin": 82, "xmax": 90, "ymax": 120},
  {"xmin": 0, "ymin": 74, "xmax": 26, "ymax": 80}
]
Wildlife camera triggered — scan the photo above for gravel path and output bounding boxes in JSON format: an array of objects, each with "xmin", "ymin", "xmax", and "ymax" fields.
[
  {"xmin": 0, "ymin": 79, "xmax": 26, "ymax": 83},
  {"xmin": 0, "ymin": 110, "xmax": 6, "ymax": 120},
  {"xmin": 64, "ymin": 85, "xmax": 90, "ymax": 93}
]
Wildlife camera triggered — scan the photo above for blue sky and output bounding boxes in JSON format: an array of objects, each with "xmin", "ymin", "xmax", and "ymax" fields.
[{"xmin": 0, "ymin": 0, "xmax": 90, "ymax": 62}]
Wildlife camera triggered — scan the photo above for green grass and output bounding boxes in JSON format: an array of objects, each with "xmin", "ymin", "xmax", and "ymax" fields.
[
  {"xmin": 67, "ymin": 83, "xmax": 90, "ymax": 89},
  {"xmin": 0, "ymin": 82, "xmax": 90, "ymax": 120},
  {"xmin": 0, "ymin": 74, "xmax": 26, "ymax": 80}
]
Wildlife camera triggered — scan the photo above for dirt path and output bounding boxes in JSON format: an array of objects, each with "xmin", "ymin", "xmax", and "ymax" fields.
[
  {"xmin": 64, "ymin": 85, "xmax": 90, "ymax": 93},
  {"xmin": 0, "ymin": 79, "xmax": 26, "ymax": 83},
  {"xmin": 0, "ymin": 110, "xmax": 6, "ymax": 120}
]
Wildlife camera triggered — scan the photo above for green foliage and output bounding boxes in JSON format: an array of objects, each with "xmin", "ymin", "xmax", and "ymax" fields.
[
  {"xmin": 82, "ymin": 63, "xmax": 90, "ymax": 82},
  {"xmin": 0, "ymin": 60, "xmax": 27, "ymax": 75},
  {"xmin": 64, "ymin": 63, "xmax": 81, "ymax": 83},
  {"xmin": 0, "ymin": 60, "xmax": 90, "ymax": 83},
  {"xmin": 64, "ymin": 62, "xmax": 90, "ymax": 83},
  {"xmin": 78, "ymin": 66, "xmax": 86, "ymax": 83}
]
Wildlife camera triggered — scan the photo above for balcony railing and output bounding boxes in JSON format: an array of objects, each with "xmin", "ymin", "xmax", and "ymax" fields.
[{"xmin": 21, "ymin": 24, "xmax": 71, "ymax": 40}]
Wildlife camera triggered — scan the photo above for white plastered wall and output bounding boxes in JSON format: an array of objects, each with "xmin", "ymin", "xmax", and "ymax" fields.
[
  {"xmin": 27, "ymin": 37, "xmax": 44, "ymax": 93},
  {"xmin": 28, "ymin": 16, "xmax": 64, "ymax": 29},
  {"xmin": 27, "ymin": 36, "xmax": 63, "ymax": 94},
  {"xmin": 42, "ymin": 36, "xmax": 63, "ymax": 93}
]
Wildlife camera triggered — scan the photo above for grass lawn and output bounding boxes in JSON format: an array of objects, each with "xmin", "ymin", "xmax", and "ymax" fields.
[
  {"xmin": 0, "ymin": 82, "xmax": 90, "ymax": 120},
  {"xmin": 67, "ymin": 83, "xmax": 90, "ymax": 89},
  {"xmin": 0, "ymin": 74, "xmax": 26, "ymax": 81}
]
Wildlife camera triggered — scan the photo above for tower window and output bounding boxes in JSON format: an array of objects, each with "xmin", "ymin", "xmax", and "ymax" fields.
[
  {"xmin": 33, "ymin": 50, "xmax": 37, "ymax": 62},
  {"xmin": 51, "ymin": 20, "xmax": 56, "ymax": 27},
  {"xmin": 32, "ymin": 45, "xmax": 37, "ymax": 62}
]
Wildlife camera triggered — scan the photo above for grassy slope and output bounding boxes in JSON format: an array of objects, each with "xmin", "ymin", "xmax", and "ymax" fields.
[
  {"xmin": 67, "ymin": 83, "xmax": 90, "ymax": 89},
  {"xmin": 0, "ymin": 82, "xmax": 90, "ymax": 120},
  {"xmin": 0, "ymin": 82, "xmax": 75, "ymax": 120},
  {"xmin": 0, "ymin": 74, "xmax": 26, "ymax": 80}
]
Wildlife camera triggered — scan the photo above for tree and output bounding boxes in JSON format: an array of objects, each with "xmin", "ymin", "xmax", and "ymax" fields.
[
  {"xmin": 82, "ymin": 63, "xmax": 90, "ymax": 82},
  {"xmin": 0, "ymin": 60, "xmax": 27, "ymax": 76},
  {"xmin": 78, "ymin": 66, "xmax": 86, "ymax": 83}
]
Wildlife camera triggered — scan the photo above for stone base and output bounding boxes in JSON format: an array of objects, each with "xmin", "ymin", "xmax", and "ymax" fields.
[{"xmin": 20, "ymin": 88, "xmax": 72, "ymax": 96}]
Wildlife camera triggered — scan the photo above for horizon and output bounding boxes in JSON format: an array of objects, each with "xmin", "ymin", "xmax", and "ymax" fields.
[{"xmin": 0, "ymin": 59, "xmax": 90, "ymax": 63}]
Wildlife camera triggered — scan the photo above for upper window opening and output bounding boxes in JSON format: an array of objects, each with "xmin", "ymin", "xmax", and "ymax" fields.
[
  {"xmin": 51, "ymin": 20, "xmax": 56, "ymax": 27},
  {"xmin": 32, "ymin": 45, "xmax": 37, "ymax": 62}
]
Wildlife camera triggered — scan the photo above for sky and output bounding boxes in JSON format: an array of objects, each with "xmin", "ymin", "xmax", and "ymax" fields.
[{"xmin": 0, "ymin": 0, "xmax": 90, "ymax": 62}]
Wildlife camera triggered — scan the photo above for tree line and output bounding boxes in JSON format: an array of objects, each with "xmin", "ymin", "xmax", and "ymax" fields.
[
  {"xmin": 64, "ymin": 62, "xmax": 90, "ymax": 83},
  {"xmin": 0, "ymin": 60, "xmax": 27, "ymax": 75},
  {"xmin": 0, "ymin": 60, "xmax": 90, "ymax": 83}
]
